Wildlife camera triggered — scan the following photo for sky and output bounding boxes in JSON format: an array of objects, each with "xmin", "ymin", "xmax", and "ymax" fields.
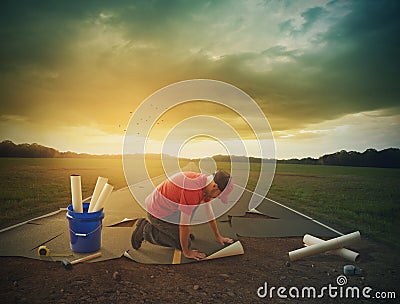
[{"xmin": 0, "ymin": 0, "xmax": 399, "ymax": 159}]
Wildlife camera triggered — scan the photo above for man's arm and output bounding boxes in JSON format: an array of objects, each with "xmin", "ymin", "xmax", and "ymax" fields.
[
  {"xmin": 204, "ymin": 204, "xmax": 234, "ymax": 245},
  {"xmin": 179, "ymin": 211, "xmax": 206, "ymax": 260}
]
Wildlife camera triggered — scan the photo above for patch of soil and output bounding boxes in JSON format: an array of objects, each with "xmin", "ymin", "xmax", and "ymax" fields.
[{"xmin": 1, "ymin": 237, "xmax": 399, "ymax": 303}]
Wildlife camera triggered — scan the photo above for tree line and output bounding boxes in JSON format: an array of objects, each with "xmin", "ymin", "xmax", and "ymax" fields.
[
  {"xmin": 212, "ymin": 149, "xmax": 400, "ymax": 168},
  {"xmin": 1, "ymin": 140, "xmax": 399, "ymax": 168},
  {"xmin": 0, "ymin": 140, "xmax": 118, "ymax": 158},
  {"xmin": 279, "ymin": 148, "xmax": 400, "ymax": 168}
]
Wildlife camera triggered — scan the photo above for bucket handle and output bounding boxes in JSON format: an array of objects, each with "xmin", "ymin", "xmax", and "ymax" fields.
[{"xmin": 70, "ymin": 224, "xmax": 102, "ymax": 237}]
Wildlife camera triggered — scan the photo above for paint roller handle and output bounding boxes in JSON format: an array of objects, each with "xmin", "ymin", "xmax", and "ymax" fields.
[{"xmin": 71, "ymin": 252, "xmax": 102, "ymax": 265}]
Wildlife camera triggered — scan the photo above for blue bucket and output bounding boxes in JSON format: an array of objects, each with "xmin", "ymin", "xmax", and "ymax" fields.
[{"xmin": 66, "ymin": 202, "xmax": 104, "ymax": 253}]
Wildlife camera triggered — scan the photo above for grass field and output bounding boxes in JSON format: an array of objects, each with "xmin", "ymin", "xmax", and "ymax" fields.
[
  {"xmin": 263, "ymin": 163, "xmax": 400, "ymax": 247},
  {"xmin": 0, "ymin": 157, "xmax": 177, "ymax": 228},
  {"xmin": 0, "ymin": 158, "xmax": 399, "ymax": 248}
]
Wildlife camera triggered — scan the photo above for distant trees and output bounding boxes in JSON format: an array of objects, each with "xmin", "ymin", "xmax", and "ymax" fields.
[
  {"xmin": 0, "ymin": 140, "xmax": 117, "ymax": 158},
  {"xmin": 1, "ymin": 140, "xmax": 399, "ymax": 168},
  {"xmin": 277, "ymin": 148, "xmax": 400, "ymax": 168},
  {"xmin": 213, "ymin": 149, "xmax": 400, "ymax": 168},
  {"xmin": 280, "ymin": 157, "xmax": 319, "ymax": 165},
  {"xmin": 0, "ymin": 140, "xmax": 59, "ymax": 158},
  {"xmin": 318, "ymin": 148, "xmax": 400, "ymax": 168}
]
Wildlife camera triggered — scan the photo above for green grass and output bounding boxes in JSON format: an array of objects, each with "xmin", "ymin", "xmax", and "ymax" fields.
[
  {"xmin": 250, "ymin": 163, "xmax": 400, "ymax": 247},
  {"xmin": 1, "ymin": 158, "xmax": 399, "ymax": 248},
  {"xmin": 0, "ymin": 157, "xmax": 174, "ymax": 228}
]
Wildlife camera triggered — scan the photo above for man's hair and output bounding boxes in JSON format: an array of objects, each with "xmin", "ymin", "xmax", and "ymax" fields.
[{"xmin": 213, "ymin": 170, "xmax": 231, "ymax": 191}]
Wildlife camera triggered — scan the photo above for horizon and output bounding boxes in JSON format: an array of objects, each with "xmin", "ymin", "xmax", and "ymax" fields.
[
  {"xmin": 1, "ymin": 1, "xmax": 399, "ymax": 159},
  {"xmin": 2, "ymin": 139, "xmax": 397, "ymax": 162}
]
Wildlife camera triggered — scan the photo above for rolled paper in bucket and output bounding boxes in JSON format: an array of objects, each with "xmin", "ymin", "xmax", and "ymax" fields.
[
  {"xmin": 88, "ymin": 176, "xmax": 108, "ymax": 212},
  {"xmin": 91, "ymin": 183, "xmax": 113, "ymax": 213},
  {"xmin": 66, "ymin": 202, "xmax": 104, "ymax": 253},
  {"xmin": 70, "ymin": 175, "xmax": 83, "ymax": 213}
]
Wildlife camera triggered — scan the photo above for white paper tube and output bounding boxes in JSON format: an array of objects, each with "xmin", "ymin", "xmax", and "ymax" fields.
[
  {"xmin": 205, "ymin": 241, "xmax": 244, "ymax": 260},
  {"xmin": 91, "ymin": 183, "xmax": 113, "ymax": 212},
  {"xmin": 303, "ymin": 234, "xmax": 360, "ymax": 262},
  {"xmin": 70, "ymin": 175, "xmax": 83, "ymax": 213},
  {"xmin": 289, "ymin": 231, "xmax": 361, "ymax": 261},
  {"xmin": 88, "ymin": 176, "xmax": 108, "ymax": 212}
]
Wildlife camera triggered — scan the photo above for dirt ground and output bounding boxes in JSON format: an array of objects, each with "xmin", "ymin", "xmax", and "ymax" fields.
[{"xmin": 1, "ymin": 235, "xmax": 399, "ymax": 304}]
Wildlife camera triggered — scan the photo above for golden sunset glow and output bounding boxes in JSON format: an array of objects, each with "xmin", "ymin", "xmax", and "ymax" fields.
[{"xmin": 1, "ymin": 1, "xmax": 399, "ymax": 158}]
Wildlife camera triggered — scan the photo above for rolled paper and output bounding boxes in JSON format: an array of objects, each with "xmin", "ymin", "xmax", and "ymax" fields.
[
  {"xmin": 70, "ymin": 175, "xmax": 83, "ymax": 213},
  {"xmin": 289, "ymin": 231, "xmax": 361, "ymax": 261},
  {"xmin": 91, "ymin": 183, "xmax": 113, "ymax": 212},
  {"xmin": 204, "ymin": 241, "xmax": 244, "ymax": 260},
  {"xmin": 88, "ymin": 176, "xmax": 108, "ymax": 212},
  {"xmin": 303, "ymin": 234, "xmax": 360, "ymax": 262}
]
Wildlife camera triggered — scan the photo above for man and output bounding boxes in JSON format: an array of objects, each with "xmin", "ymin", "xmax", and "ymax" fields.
[{"xmin": 131, "ymin": 170, "xmax": 234, "ymax": 260}]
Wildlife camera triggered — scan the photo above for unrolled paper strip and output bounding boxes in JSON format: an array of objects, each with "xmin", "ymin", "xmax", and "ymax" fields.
[
  {"xmin": 88, "ymin": 176, "xmax": 108, "ymax": 212},
  {"xmin": 288, "ymin": 231, "xmax": 361, "ymax": 261},
  {"xmin": 303, "ymin": 234, "xmax": 360, "ymax": 262},
  {"xmin": 70, "ymin": 175, "xmax": 83, "ymax": 213},
  {"xmin": 91, "ymin": 183, "xmax": 113, "ymax": 212}
]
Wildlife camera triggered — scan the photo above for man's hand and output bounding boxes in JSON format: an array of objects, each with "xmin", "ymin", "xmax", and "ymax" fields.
[
  {"xmin": 183, "ymin": 249, "xmax": 206, "ymax": 260},
  {"xmin": 216, "ymin": 235, "xmax": 234, "ymax": 245}
]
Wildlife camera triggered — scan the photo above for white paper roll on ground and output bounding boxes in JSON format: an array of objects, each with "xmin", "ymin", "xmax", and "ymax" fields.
[
  {"xmin": 88, "ymin": 176, "xmax": 108, "ymax": 212},
  {"xmin": 303, "ymin": 234, "xmax": 360, "ymax": 262},
  {"xmin": 289, "ymin": 231, "xmax": 361, "ymax": 261},
  {"xmin": 205, "ymin": 241, "xmax": 244, "ymax": 260},
  {"xmin": 70, "ymin": 175, "xmax": 83, "ymax": 213},
  {"xmin": 91, "ymin": 183, "xmax": 113, "ymax": 212}
]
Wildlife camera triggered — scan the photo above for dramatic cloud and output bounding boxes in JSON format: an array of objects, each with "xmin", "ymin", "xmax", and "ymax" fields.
[{"xmin": 0, "ymin": 0, "xmax": 399, "ymax": 157}]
